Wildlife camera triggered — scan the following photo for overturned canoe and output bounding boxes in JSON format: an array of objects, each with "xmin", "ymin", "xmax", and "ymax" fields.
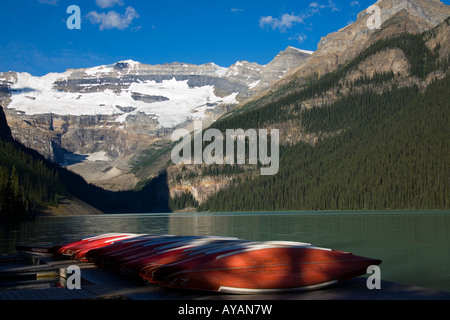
[
  {"xmin": 118, "ymin": 237, "xmax": 241, "ymax": 276},
  {"xmin": 16, "ymin": 233, "xmax": 381, "ymax": 294},
  {"xmin": 152, "ymin": 243, "xmax": 381, "ymax": 294}
]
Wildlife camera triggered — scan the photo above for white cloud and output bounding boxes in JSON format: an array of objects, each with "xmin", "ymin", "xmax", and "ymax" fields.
[
  {"xmin": 309, "ymin": 0, "xmax": 340, "ymax": 12},
  {"xmin": 87, "ymin": 6, "xmax": 139, "ymax": 31},
  {"xmin": 289, "ymin": 34, "xmax": 307, "ymax": 43},
  {"xmin": 259, "ymin": 13, "xmax": 306, "ymax": 32},
  {"xmin": 260, "ymin": 1, "xmax": 341, "ymax": 33},
  {"xmin": 38, "ymin": 0, "xmax": 59, "ymax": 5},
  {"xmin": 309, "ymin": 2, "xmax": 325, "ymax": 9},
  {"xmin": 231, "ymin": 8, "xmax": 244, "ymax": 13},
  {"xmin": 95, "ymin": 0, "xmax": 124, "ymax": 8},
  {"xmin": 350, "ymin": 1, "xmax": 360, "ymax": 7},
  {"xmin": 328, "ymin": 0, "xmax": 340, "ymax": 12}
]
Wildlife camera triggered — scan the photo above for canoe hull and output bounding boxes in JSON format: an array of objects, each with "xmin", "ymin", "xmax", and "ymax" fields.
[{"xmin": 156, "ymin": 247, "xmax": 382, "ymax": 294}]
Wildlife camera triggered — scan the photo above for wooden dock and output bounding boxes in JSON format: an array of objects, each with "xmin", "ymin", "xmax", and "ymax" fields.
[{"xmin": 0, "ymin": 254, "xmax": 449, "ymax": 301}]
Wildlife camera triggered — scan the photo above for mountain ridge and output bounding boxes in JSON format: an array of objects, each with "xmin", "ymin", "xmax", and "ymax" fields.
[
  {"xmin": 242, "ymin": 0, "xmax": 450, "ymax": 106},
  {"xmin": 0, "ymin": 46, "xmax": 311, "ymax": 191}
]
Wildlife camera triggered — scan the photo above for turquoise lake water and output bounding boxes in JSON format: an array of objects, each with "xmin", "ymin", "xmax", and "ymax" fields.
[{"xmin": 1, "ymin": 211, "xmax": 449, "ymax": 292}]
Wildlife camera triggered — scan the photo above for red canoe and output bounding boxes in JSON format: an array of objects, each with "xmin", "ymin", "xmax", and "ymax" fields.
[
  {"xmin": 84, "ymin": 234, "xmax": 159, "ymax": 262},
  {"xmin": 152, "ymin": 243, "xmax": 382, "ymax": 294},
  {"xmin": 16, "ymin": 233, "xmax": 382, "ymax": 294},
  {"xmin": 115, "ymin": 237, "xmax": 239, "ymax": 276},
  {"xmin": 75, "ymin": 234, "xmax": 170, "ymax": 262},
  {"xmin": 72, "ymin": 234, "xmax": 144, "ymax": 261},
  {"xmin": 94, "ymin": 236, "xmax": 201, "ymax": 269},
  {"xmin": 147, "ymin": 241, "xmax": 303, "ymax": 282},
  {"xmin": 85, "ymin": 234, "xmax": 161, "ymax": 263},
  {"xmin": 56, "ymin": 233, "xmax": 137, "ymax": 257}
]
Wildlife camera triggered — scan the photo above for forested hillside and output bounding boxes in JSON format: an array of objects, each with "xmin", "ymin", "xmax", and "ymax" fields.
[
  {"xmin": 0, "ymin": 140, "xmax": 64, "ymax": 221},
  {"xmin": 0, "ymin": 106, "xmax": 65, "ymax": 220},
  {"xmin": 197, "ymin": 28, "xmax": 450, "ymax": 212},
  {"xmin": 200, "ymin": 75, "xmax": 449, "ymax": 211}
]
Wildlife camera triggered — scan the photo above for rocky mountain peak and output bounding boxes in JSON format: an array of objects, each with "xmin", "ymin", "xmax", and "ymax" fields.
[
  {"xmin": 241, "ymin": 46, "xmax": 312, "ymax": 92},
  {"xmin": 268, "ymin": 0, "xmax": 450, "ymax": 92},
  {"xmin": 268, "ymin": 46, "xmax": 313, "ymax": 70},
  {"xmin": 357, "ymin": 0, "xmax": 450, "ymax": 30},
  {"xmin": 317, "ymin": 0, "xmax": 450, "ymax": 54}
]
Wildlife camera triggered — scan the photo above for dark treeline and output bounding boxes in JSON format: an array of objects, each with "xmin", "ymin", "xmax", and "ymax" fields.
[
  {"xmin": 300, "ymin": 85, "xmax": 418, "ymax": 134},
  {"xmin": 199, "ymin": 74, "xmax": 450, "ymax": 211},
  {"xmin": 0, "ymin": 142, "xmax": 63, "ymax": 221},
  {"xmin": 0, "ymin": 108, "xmax": 64, "ymax": 221},
  {"xmin": 0, "ymin": 165, "xmax": 41, "ymax": 221},
  {"xmin": 169, "ymin": 191, "xmax": 199, "ymax": 211}
]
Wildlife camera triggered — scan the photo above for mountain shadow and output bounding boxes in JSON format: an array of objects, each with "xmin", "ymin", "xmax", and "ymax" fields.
[
  {"xmin": 0, "ymin": 105, "xmax": 12, "ymax": 141},
  {"xmin": 0, "ymin": 105, "xmax": 171, "ymax": 221}
]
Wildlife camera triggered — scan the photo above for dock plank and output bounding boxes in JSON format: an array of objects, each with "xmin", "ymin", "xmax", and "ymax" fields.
[{"xmin": 0, "ymin": 287, "xmax": 97, "ymax": 300}]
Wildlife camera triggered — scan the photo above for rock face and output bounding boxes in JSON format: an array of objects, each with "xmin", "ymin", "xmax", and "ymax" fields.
[
  {"xmin": 0, "ymin": 47, "xmax": 310, "ymax": 190},
  {"xmin": 272, "ymin": 0, "xmax": 450, "ymax": 89}
]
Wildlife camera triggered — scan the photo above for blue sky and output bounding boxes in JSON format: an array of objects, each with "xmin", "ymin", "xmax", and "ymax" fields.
[{"xmin": 1, "ymin": 0, "xmax": 449, "ymax": 76}]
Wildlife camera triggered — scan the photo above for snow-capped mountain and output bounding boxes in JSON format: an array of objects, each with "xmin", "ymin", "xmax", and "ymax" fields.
[
  {"xmin": 6, "ymin": 70, "xmax": 239, "ymax": 128},
  {"xmin": 2, "ymin": 47, "xmax": 310, "ymax": 128},
  {"xmin": 0, "ymin": 47, "xmax": 311, "ymax": 190}
]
